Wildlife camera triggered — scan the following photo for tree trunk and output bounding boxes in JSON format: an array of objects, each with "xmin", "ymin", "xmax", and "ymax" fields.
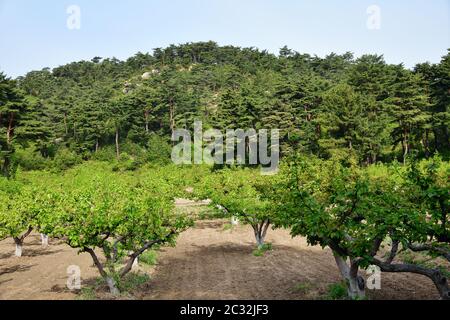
[
  {"xmin": 144, "ymin": 110, "xmax": 149, "ymax": 133},
  {"xmin": 85, "ymin": 247, "xmax": 120, "ymax": 296},
  {"xmin": 403, "ymin": 130, "xmax": 409, "ymax": 164},
  {"xmin": 132, "ymin": 257, "xmax": 139, "ymax": 270},
  {"xmin": 13, "ymin": 227, "xmax": 33, "ymax": 257},
  {"xmin": 372, "ymin": 258, "xmax": 450, "ymax": 300},
  {"xmin": 106, "ymin": 276, "xmax": 120, "ymax": 296},
  {"xmin": 95, "ymin": 139, "xmax": 99, "ymax": 153},
  {"xmin": 433, "ymin": 128, "xmax": 439, "ymax": 151},
  {"xmin": 424, "ymin": 130, "xmax": 430, "ymax": 158},
  {"xmin": 14, "ymin": 241, "xmax": 23, "ymax": 257},
  {"xmin": 41, "ymin": 234, "xmax": 49, "ymax": 247},
  {"xmin": 252, "ymin": 219, "xmax": 271, "ymax": 249},
  {"xmin": 6, "ymin": 112, "xmax": 14, "ymax": 145},
  {"xmin": 333, "ymin": 252, "xmax": 365, "ymax": 299},
  {"xmin": 255, "ymin": 234, "xmax": 264, "ymax": 249}
]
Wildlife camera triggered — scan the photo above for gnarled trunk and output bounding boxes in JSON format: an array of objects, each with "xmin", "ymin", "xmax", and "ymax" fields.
[
  {"xmin": 252, "ymin": 219, "xmax": 271, "ymax": 249},
  {"xmin": 333, "ymin": 252, "xmax": 365, "ymax": 299},
  {"xmin": 105, "ymin": 276, "xmax": 120, "ymax": 296},
  {"xmin": 372, "ymin": 258, "xmax": 450, "ymax": 300},
  {"xmin": 13, "ymin": 227, "xmax": 33, "ymax": 257},
  {"xmin": 85, "ymin": 247, "xmax": 121, "ymax": 296}
]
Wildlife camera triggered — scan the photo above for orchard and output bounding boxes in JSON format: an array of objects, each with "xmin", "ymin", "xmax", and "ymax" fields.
[{"xmin": 0, "ymin": 157, "xmax": 447, "ymax": 299}]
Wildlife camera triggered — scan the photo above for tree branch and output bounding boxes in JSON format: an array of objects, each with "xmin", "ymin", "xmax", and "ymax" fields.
[
  {"xmin": 84, "ymin": 247, "xmax": 108, "ymax": 279},
  {"xmin": 371, "ymin": 257, "xmax": 450, "ymax": 300},
  {"xmin": 408, "ymin": 243, "xmax": 450, "ymax": 263},
  {"xmin": 119, "ymin": 230, "xmax": 176, "ymax": 277}
]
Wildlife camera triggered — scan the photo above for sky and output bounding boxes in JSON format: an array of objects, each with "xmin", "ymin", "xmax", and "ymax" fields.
[{"xmin": 0, "ymin": 0, "xmax": 449, "ymax": 78}]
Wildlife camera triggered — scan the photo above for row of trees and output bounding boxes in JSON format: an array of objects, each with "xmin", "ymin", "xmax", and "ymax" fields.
[
  {"xmin": 1, "ymin": 42, "xmax": 449, "ymax": 177},
  {"xmin": 0, "ymin": 158, "xmax": 448, "ymax": 299},
  {"xmin": 191, "ymin": 157, "xmax": 449, "ymax": 300},
  {"xmin": 0, "ymin": 163, "xmax": 195, "ymax": 294}
]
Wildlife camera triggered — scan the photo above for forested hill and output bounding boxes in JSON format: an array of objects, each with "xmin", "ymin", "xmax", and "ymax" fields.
[{"xmin": 0, "ymin": 41, "xmax": 449, "ymax": 176}]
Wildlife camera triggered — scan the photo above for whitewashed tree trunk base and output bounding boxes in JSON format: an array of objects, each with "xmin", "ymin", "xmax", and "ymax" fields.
[
  {"xmin": 255, "ymin": 235, "xmax": 265, "ymax": 249},
  {"xmin": 15, "ymin": 244, "xmax": 23, "ymax": 257},
  {"xmin": 132, "ymin": 257, "xmax": 139, "ymax": 270},
  {"xmin": 333, "ymin": 252, "xmax": 366, "ymax": 299},
  {"xmin": 106, "ymin": 276, "xmax": 120, "ymax": 295},
  {"xmin": 41, "ymin": 234, "xmax": 49, "ymax": 247}
]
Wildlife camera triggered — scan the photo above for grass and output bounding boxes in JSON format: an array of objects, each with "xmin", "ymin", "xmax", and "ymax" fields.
[
  {"xmin": 78, "ymin": 286, "xmax": 97, "ymax": 300},
  {"xmin": 325, "ymin": 282, "xmax": 348, "ymax": 300},
  {"xmin": 197, "ymin": 207, "xmax": 227, "ymax": 220},
  {"xmin": 139, "ymin": 249, "xmax": 158, "ymax": 266},
  {"xmin": 252, "ymin": 243, "xmax": 273, "ymax": 257},
  {"xmin": 292, "ymin": 282, "xmax": 313, "ymax": 294},
  {"xmin": 222, "ymin": 223, "xmax": 234, "ymax": 231},
  {"xmin": 77, "ymin": 277, "xmax": 106, "ymax": 300},
  {"xmin": 118, "ymin": 272, "xmax": 150, "ymax": 292},
  {"xmin": 77, "ymin": 272, "xmax": 151, "ymax": 300}
]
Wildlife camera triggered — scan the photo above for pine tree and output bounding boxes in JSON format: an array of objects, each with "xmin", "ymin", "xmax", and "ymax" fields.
[
  {"xmin": 386, "ymin": 66, "xmax": 431, "ymax": 163},
  {"xmin": 318, "ymin": 83, "xmax": 366, "ymax": 161},
  {"xmin": 0, "ymin": 73, "xmax": 29, "ymax": 177}
]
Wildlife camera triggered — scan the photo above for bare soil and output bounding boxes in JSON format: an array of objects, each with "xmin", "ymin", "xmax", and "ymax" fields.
[{"xmin": 0, "ymin": 219, "xmax": 439, "ymax": 300}]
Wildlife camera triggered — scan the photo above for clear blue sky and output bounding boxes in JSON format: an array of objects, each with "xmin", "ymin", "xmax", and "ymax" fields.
[{"xmin": 0, "ymin": 0, "xmax": 448, "ymax": 78}]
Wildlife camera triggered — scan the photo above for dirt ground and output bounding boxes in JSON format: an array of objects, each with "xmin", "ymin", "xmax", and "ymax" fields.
[{"xmin": 0, "ymin": 219, "xmax": 439, "ymax": 300}]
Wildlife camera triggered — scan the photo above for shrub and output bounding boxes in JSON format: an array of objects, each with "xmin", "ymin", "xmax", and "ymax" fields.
[
  {"xmin": 326, "ymin": 282, "xmax": 348, "ymax": 300},
  {"xmin": 51, "ymin": 148, "xmax": 82, "ymax": 172},
  {"xmin": 14, "ymin": 148, "xmax": 49, "ymax": 171},
  {"xmin": 146, "ymin": 134, "xmax": 172, "ymax": 164}
]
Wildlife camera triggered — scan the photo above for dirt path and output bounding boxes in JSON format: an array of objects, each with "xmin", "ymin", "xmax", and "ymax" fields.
[
  {"xmin": 0, "ymin": 220, "xmax": 439, "ymax": 300},
  {"xmin": 0, "ymin": 234, "xmax": 98, "ymax": 300}
]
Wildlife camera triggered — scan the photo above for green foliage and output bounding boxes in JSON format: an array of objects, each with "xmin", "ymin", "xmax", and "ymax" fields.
[
  {"xmin": 118, "ymin": 272, "xmax": 151, "ymax": 293},
  {"xmin": 326, "ymin": 282, "xmax": 349, "ymax": 300},
  {"xmin": 292, "ymin": 282, "xmax": 313, "ymax": 294},
  {"xmin": 0, "ymin": 42, "xmax": 449, "ymax": 299},
  {"xmin": 14, "ymin": 147, "xmax": 49, "ymax": 171},
  {"xmin": 146, "ymin": 134, "xmax": 172, "ymax": 164},
  {"xmin": 252, "ymin": 243, "xmax": 273, "ymax": 257},
  {"xmin": 139, "ymin": 249, "xmax": 158, "ymax": 266},
  {"xmin": 194, "ymin": 167, "xmax": 279, "ymax": 247},
  {"xmin": 276, "ymin": 154, "xmax": 449, "ymax": 299},
  {"xmin": 0, "ymin": 162, "xmax": 193, "ymax": 293},
  {"xmin": 0, "ymin": 44, "xmax": 446, "ymax": 173},
  {"xmin": 51, "ymin": 148, "xmax": 82, "ymax": 172}
]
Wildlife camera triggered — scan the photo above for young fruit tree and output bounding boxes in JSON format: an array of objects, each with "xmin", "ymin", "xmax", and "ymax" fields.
[
  {"xmin": 42, "ymin": 172, "xmax": 193, "ymax": 295},
  {"xmin": 367, "ymin": 157, "xmax": 449, "ymax": 300},
  {"xmin": 195, "ymin": 168, "xmax": 276, "ymax": 249},
  {"xmin": 0, "ymin": 180, "xmax": 43, "ymax": 257}
]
